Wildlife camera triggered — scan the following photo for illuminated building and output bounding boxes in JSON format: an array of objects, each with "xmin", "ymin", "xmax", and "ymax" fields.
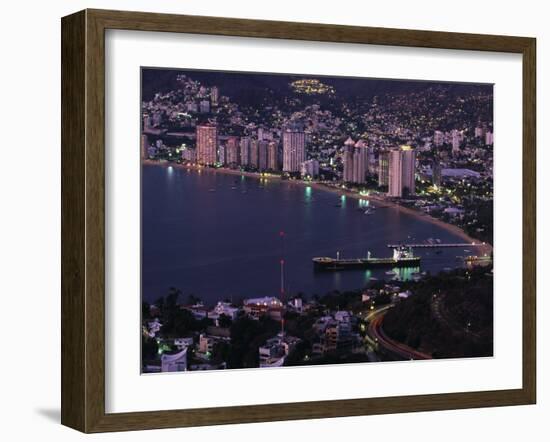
[
  {"xmin": 258, "ymin": 127, "xmax": 270, "ymax": 141},
  {"xmin": 196, "ymin": 124, "xmax": 218, "ymax": 165},
  {"xmin": 198, "ymin": 334, "xmax": 215, "ymax": 354},
  {"xmin": 432, "ymin": 158, "xmax": 442, "ymax": 186},
  {"xmin": 342, "ymin": 137, "xmax": 355, "ymax": 182},
  {"xmin": 141, "ymin": 134, "xmax": 149, "ymax": 159},
  {"xmin": 181, "ymin": 146, "xmax": 197, "ymax": 163},
  {"xmin": 352, "ymin": 139, "xmax": 368, "ymax": 183},
  {"xmin": 225, "ymin": 136, "xmax": 240, "ymax": 166},
  {"xmin": 343, "ymin": 138, "xmax": 368, "ymax": 183},
  {"xmin": 258, "ymin": 333, "xmax": 301, "ymax": 368},
  {"xmin": 282, "ymin": 125, "xmax": 306, "ymax": 173},
  {"xmin": 240, "ymin": 136, "xmax": 251, "ymax": 167},
  {"xmin": 243, "ymin": 296, "xmax": 283, "ymax": 320},
  {"xmin": 434, "ymin": 130, "xmax": 445, "ymax": 147},
  {"xmin": 161, "ymin": 347, "xmax": 187, "ymax": 372},
  {"xmin": 388, "ymin": 145, "xmax": 416, "ymax": 197},
  {"xmin": 451, "ymin": 129, "xmax": 461, "ymax": 155},
  {"xmin": 267, "ymin": 141, "xmax": 279, "ymax": 171},
  {"xmin": 199, "ymin": 100, "xmax": 210, "ymax": 113},
  {"xmin": 210, "ymin": 86, "xmax": 219, "ymax": 107},
  {"xmin": 300, "ymin": 159, "xmax": 320, "ymax": 178},
  {"xmin": 250, "ymin": 138, "xmax": 259, "ymax": 169},
  {"xmin": 258, "ymin": 140, "xmax": 269, "ymax": 171},
  {"xmin": 312, "ymin": 313, "xmax": 353, "ymax": 354},
  {"xmin": 218, "ymin": 143, "xmax": 226, "ymax": 165},
  {"xmin": 485, "ymin": 131, "xmax": 494, "ymax": 145},
  {"xmin": 367, "ymin": 146, "xmax": 376, "ymax": 172},
  {"xmin": 143, "ymin": 114, "xmax": 152, "ymax": 131},
  {"xmin": 378, "ymin": 150, "xmax": 389, "ymax": 186},
  {"xmin": 208, "ymin": 301, "xmax": 240, "ymax": 321}
]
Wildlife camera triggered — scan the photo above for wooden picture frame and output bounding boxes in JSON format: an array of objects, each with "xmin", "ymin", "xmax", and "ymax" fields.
[{"xmin": 61, "ymin": 8, "xmax": 536, "ymax": 433}]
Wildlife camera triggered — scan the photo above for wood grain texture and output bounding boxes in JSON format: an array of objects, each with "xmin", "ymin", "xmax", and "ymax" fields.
[
  {"xmin": 61, "ymin": 10, "xmax": 86, "ymax": 431},
  {"xmin": 522, "ymin": 38, "xmax": 536, "ymax": 403},
  {"xmin": 61, "ymin": 8, "xmax": 537, "ymax": 433}
]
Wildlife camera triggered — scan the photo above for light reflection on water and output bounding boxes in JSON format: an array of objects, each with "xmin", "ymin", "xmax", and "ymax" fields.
[{"xmin": 142, "ymin": 165, "xmax": 469, "ymax": 304}]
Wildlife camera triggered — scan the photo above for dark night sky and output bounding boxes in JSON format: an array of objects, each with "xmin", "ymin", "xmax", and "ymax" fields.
[{"xmin": 141, "ymin": 67, "xmax": 493, "ymax": 104}]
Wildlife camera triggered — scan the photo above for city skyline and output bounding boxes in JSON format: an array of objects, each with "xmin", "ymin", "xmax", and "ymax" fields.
[{"xmin": 141, "ymin": 67, "xmax": 494, "ymax": 374}]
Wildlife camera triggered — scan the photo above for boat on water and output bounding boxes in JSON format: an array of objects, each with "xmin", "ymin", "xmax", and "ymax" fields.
[
  {"xmin": 385, "ymin": 270, "xmax": 397, "ymax": 276},
  {"xmin": 313, "ymin": 246, "xmax": 420, "ymax": 272}
]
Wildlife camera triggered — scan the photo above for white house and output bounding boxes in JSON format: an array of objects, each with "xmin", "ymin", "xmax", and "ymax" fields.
[
  {"xmin": 161, "ymin": 347, "xmax": 188, "ymax": 372},
  {"xmin": 198, "ymin": 334, "xmax": 215, "ymax": 354},
  {"xmin": 186, "ymin": 303, "xmax": 209, "ymax": 320},
  {"xmin": 173, "ymin": 337, "xmax": 194, "ymax": 350},
  {"xmin": 145, "ymin": 318, "xmax": 162, "ymax": 338},
  {"xmin": 208, "ymin": 301, "xmax": 240, "ymax": 321},
  {"xmin": 244, "ymin": 296, "xmax": 282, "ymax": 307},
  {"xmin": 334, "ymin": 310, "xmax": 352, "ymax": 323}
]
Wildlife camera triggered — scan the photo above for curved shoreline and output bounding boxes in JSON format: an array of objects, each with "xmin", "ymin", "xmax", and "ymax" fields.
[{"xmin": 143, "ymin": 160, "xmax": 493, "ymax": 257}]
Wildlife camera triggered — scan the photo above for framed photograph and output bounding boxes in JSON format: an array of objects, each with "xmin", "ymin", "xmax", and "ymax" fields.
[{"xmin": 61, "ymin": 9, "xmax": 536, "ymax": 433}]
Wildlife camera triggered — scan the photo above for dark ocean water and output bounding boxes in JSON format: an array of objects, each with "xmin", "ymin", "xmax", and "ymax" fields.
[{"xmin": 141, "ymin": 164, "xmax": 469, "ymax": 305}]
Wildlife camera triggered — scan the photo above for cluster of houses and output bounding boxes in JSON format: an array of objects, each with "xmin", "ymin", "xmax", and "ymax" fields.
[
  {"xmin": 143, "ymin": 296, "xmax": 299, "ymax": 373},
  {"xmin": 311, "ymin": 310, "xmax": 356, "ymax": 354},
  {"xmin": 143, "ymin": 284, "xmax": 416, "ymax": 373}
]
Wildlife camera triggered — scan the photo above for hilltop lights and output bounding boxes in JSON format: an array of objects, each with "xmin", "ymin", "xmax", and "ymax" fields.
[{"xmin": 289, "ymin": 79, "xmax": 335, "ymax": 95}]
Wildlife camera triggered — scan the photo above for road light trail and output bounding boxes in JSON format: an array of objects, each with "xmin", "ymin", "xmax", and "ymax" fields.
[{"xmin": 366, "ymin": 307, "xmax": 432, "ymax": 360}]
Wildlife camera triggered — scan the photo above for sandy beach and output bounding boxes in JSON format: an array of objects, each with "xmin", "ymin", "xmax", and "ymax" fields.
[{"xmin": 143, "ymin": 160, "xmax": 493, "ymax": 257}]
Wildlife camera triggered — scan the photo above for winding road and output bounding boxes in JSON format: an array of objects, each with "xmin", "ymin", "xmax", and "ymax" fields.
[{"xmin": 366, "ymin": 306, "xmax": 432, "ymax": 360}]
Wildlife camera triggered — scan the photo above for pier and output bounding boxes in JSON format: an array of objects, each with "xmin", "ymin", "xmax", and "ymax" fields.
[{"xmin": 386, "ymin": 242, "xmax": 485, "ymax": 249}]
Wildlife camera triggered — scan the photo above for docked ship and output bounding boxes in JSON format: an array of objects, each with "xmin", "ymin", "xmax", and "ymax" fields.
[{"xmin": 312, "ymin": 246, "xmax": 420, "ymax": 271}]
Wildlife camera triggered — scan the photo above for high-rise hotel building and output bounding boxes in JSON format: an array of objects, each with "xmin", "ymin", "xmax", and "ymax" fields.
[
  {"xmin": 258, "ymin": 140, "xmax": 269, "ymax": 171},
  {"xmin": 267, "ymin": 141, "xmax": 279, "ymax": 171},
  {"xmin": 343, "ymin": 137, "xmax": 355, "ymax": 183},
  {"xmin": 352, "ymin": 139, "xmax": 368, "ymax": 183},
  {"xmin": 210, "ymin": 86, "xmax": 219, "ymax": 107},
  {"xmin": 225, "ymin": 136, "xmax": 240, "ymax": 166},
  {"xmin": 282, "ymin": 125, "xmax": 306, "ymax": 173},
  {"xmin": 378, "ymin": 150, "xmax": 389, "ymax": 187},
  {"xmin": 240, "ymin": 137, "xmax": 251, "ymax": 167},
  {"xmin": 388, "ymin": 145, "xmax": 416, "ymax": 198},
  {"xmin": 343, "ymin": 137, "xmax": 368, "ymax": 184},
  {"xmin": 250, "ymin": 139, "xmax": 259, "ymax": 169},
  {"xmin": 141, "ymin": 134, "xmax": 149, "ymax": 160},
  {"xmin": 196, "ymin": 124, "xmax": 218, "ymax": 165}
]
